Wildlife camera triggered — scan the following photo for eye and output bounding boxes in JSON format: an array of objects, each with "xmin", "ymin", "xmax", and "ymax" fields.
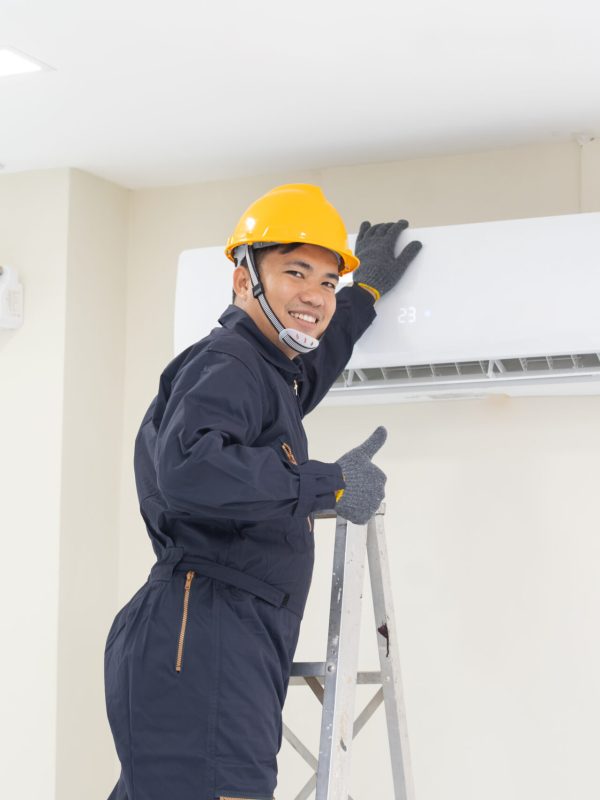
[
  {"xmin": 323, "ymin": 281, "xmax": 337, "ymax": 290},
  {"xmin": 285, "ymin": 270, "xmax": 304, "ymax": 278}
]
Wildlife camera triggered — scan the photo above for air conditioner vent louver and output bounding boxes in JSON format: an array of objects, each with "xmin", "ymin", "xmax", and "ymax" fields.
[{"xmin": 332, "ymin": 352, "xmax": 600, "ymax": 394}]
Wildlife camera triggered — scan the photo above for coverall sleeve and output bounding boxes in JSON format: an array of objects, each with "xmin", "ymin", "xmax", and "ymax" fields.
[
  {"xmin": 298, "ymin": 284, "xmax": 377, "ymax": 416},
  {"xmin": 154, "ymin": 350, "xmax": 343, "ymax": 521}
]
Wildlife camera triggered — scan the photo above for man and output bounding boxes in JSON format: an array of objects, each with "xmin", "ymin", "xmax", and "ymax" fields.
[{"xmin": 104, "ymin": 184, "xmax": 421, "ymax": 800}]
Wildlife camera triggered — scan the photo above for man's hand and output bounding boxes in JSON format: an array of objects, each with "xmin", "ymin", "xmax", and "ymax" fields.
[
  {"xmin": 353, "ymin": 220, "xmax": 422, "ymax": 300},
  {"xmin": 335, "ymin": 426, "xmax": 387, "ymax": 525}
]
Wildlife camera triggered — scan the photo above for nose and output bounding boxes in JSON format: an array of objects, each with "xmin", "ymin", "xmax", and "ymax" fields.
[{"xmin": 298, "ymin": 280, "xmax": 326, "ymax": 307}]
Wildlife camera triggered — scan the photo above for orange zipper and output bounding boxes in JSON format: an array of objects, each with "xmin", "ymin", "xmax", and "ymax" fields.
[{"xmin": 175, "ymin": 570, "xmax": 195, "ymax": 673}]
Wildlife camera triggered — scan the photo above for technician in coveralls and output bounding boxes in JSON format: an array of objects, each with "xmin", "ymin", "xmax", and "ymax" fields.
[{"xmin": 104, "ymin": 184, "xmax": 422, "ymax": 800}]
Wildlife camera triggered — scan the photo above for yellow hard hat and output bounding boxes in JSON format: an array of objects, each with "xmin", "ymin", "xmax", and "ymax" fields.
[{"xmin": 225, "ymin": 183, "xmax": 359, "ymax": 275}]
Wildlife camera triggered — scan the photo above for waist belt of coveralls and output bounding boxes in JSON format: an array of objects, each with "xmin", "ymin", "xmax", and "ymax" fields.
[{"xmin": 149, "ymin": 547, "xmax": 302, "ymax": 618}]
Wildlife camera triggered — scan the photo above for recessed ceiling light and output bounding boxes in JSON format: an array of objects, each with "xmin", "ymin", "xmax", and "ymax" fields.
[{"xmin": 0, "ymin": 47, "xmax": 52, "ymax": 78}]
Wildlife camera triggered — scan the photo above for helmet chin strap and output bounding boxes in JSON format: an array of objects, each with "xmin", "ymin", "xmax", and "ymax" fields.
[{"xmin": 239, "ymin": 244, "xmax": 320, "ymax": 355}]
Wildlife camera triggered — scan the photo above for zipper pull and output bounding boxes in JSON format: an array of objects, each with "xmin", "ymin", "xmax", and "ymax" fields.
[
  {"xmin": 293, "ymin": 378, "xmax": 299, "ymax": 396},
  {"xmin": 281, "ymin": 442, "xmax": 298, "ymax": 465},
  {"xmin": 184, "ymin": 570, "xmax": 195, "ymax": 590}
]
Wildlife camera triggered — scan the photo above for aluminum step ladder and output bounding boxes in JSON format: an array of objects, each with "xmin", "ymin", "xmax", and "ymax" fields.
[{"xmin": 284, "ymin": 505, "xmax": 415, "ymax": 800}]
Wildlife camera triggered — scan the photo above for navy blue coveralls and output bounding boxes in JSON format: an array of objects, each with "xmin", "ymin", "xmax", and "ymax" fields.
[{"xmin": 104, "ymin": 285, "xmax": 376, "ymax": 800}]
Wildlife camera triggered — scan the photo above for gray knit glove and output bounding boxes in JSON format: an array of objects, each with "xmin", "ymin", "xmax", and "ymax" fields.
[
  {"xmin": 353, "ymin": 220, "xmax": 422, "ymax": 299},
  {"xmin": 335, "ymin": 427, "xmax": 387, "ymax": 525}
]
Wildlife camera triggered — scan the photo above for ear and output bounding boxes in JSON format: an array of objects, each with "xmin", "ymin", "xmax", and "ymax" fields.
[{"xmin": 232, "ymin": 265, "xmax": 251, "ymax": 301}]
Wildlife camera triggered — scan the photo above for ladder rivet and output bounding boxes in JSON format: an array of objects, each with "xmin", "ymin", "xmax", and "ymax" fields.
[{"xmin": 327, "ymin": 663, "xmax": 335, "ymax": 673}]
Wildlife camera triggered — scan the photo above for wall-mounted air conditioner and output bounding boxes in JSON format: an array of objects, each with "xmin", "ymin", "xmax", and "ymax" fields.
[{"xmin": 174, "ymin": 212, "xmax": 600, "ymax": 403}]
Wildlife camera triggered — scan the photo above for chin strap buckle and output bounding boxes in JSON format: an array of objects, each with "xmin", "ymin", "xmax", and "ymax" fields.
[
  {"xmin": 252, "ymin": 282, "xmax": 264, "ymax": 298},
  {"xmin": 279, "ymin": 327, "xmax": 319, "ymax": 352}
]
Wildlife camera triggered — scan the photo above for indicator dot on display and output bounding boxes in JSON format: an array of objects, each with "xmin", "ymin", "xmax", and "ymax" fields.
[{"xmin": 424, "ymin": 309, "xmax": 432, "ymax": 318}]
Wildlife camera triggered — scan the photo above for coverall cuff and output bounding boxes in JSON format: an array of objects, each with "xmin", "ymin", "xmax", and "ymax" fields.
[
  {"xmin": 295, "ymin": 460, "xmax": 345, "ymax": 518},
  {"xmin": 352, "ymin": 281, "xmax": 378, "ymax": 306}
]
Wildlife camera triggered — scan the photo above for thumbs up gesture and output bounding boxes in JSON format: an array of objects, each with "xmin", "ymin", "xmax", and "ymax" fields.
[{"xmin": 335, "ymin": 426, "xmax": 387, "ymax": 525}]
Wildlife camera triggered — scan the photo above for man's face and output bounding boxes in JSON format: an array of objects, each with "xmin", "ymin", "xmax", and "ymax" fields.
[{"xmin": 233, "ymin": 243, "xmax": 340, "ymax": 359}]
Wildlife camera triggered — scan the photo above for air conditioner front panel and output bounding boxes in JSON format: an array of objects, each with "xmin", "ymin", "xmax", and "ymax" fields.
[{"xmin": 347, "ymin": 212, "xmax": 600, "ymax": 369}]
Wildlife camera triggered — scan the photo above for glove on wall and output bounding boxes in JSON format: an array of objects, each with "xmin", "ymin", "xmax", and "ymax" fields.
[{"xmin": 353, "ymin": 220, "xmax": 422, "ymax": 299}]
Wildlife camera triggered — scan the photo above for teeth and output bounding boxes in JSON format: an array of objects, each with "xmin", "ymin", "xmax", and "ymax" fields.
[{"xmin": 290, "ymin": 312, "xmax": 317, "ymax": 324}]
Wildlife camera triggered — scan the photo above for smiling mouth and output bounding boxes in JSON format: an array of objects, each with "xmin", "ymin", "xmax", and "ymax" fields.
[{"xmin": 289, "ymin": 311, "xmax": 319, "ymax": 327}]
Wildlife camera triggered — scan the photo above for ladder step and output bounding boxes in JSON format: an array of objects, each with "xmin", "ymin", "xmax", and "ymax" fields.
[{"xmin": 290, "ymin": 663, "xmax": 382, "ymax": 685}]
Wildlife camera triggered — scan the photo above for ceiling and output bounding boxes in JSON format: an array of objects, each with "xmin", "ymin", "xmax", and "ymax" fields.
[{"xmin": 1, "ymin": 0, "xmax": 599, "ymax": 188}]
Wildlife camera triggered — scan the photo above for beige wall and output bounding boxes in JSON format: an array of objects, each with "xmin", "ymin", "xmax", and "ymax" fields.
[
  {"xmin": 120, "ymin": 139, "xmax": 596, "ymax": 603},
  {"xmin": 120, "ymin": 140, "xmax": 600, "ymax": 800},
  {"xmin": 296, "ymin": 396, "xmax": 600, "ymax": 800},
  {"xmin": 0, "ymin": 168, "xmax": 128, "ymax": 800},
  {"xmin": 0, "ymin": 169, "xmax": 70, "ymax": 799},
  {"xmin": 1, "ymin": 138, "xmax": 599, "ymax": 800},
  {"xmin": 582, "ymin": 138, "xmax": 600, "ymax": 210},
  {"xmin": 55, "ymin": 170, "xmax": 129, "ymax": 800}
]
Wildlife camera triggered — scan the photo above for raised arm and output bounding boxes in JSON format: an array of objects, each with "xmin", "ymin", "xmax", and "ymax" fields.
[
  {"xmin": 298, "ymin": 284, "xmax": 376, "ymax": 415},
  {"xmin": 299, "ymin": 219, "xmax": 423, "ymax": 415}
]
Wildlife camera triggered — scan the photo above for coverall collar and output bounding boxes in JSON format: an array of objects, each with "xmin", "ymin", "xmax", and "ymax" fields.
[{"xmin": 218, "ymin": 305, "xmax": 302, "ymax": 377}]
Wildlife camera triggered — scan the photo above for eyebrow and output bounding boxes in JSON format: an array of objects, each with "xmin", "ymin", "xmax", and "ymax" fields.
[{"xmin": 284, "ymin": 259, "xmax": 340, "ymax": 282}]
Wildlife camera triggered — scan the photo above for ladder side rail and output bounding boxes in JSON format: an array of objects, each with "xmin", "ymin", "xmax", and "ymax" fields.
[
  {"xmin": 315, "ymin": 516, "xmax": 368, "ymax": 800},
  {"xmin": 367, "ymin": 512, "xmax": 416, "ymax": 800}
]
